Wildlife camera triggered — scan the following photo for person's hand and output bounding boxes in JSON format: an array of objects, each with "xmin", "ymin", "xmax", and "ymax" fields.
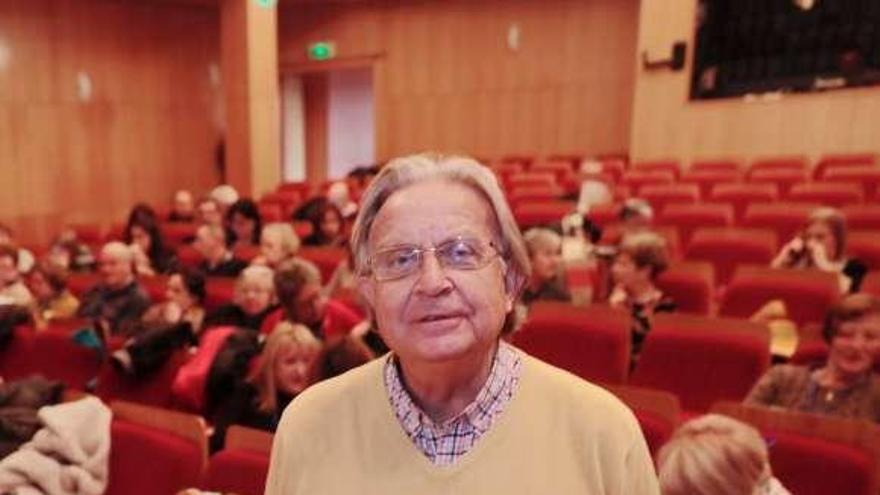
[
  {"xmin": 162, "ymin": 301, "xmax": 183, "ymax": 323},
  {"xmin": 608, "ymin": 285, "xmax": 627, "ymax": 308},
  {"xmin": 806, "ymin": 239, "xmax": 833, "ymax": 271},
  {"xmin": 772, "ymin": 236, "xmax": 806, "ymax": 268}
]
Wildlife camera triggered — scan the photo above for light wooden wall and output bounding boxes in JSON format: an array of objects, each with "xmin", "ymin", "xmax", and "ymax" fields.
[
  {"xmin": 630, "ymin": 0, "xmax": 880, "ymax": 165},
  {"xmin": 0, "ymin": 0, "xmax": 222, "ymax": 246},
  {"xmin": 278, "ymin": 0, "xmax": 640, "ymax": 162}
]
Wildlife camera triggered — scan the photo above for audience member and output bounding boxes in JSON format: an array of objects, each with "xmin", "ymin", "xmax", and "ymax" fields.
[
  {"xmin": 0, "ymin": 224, "xmax": 35, "ymax": 274},
  {"xmin": 771, "ymin": 206, "xmax": 867, "ymax": 293},
  {"xmin": 657, "ymin": 414, "xmax": 791, "ymax": 495},
  {"xmin": 273, "ymin": 259, "xmax": 362, "ymax": 340},
  {"xmin": 141, "ymin": 267, "xmax": 207, "ymax": 334},
  {"xmin": 25, "ymin": 261, "xmax": 79, "ymax": 330},
  {"xmin": 251, "ymin": 223, "xmax": 301, "ymax": 270},
  {"xmin": 210, "ymin": 184, "xmax": 239, "ymax": 215},
  {"xmin": 608, "ymin": 231, "xmax": 676, "ymax": 366},
  {"xmin": 209, "ymin": 322, "xmax": 321, "ymax": 452},
  {"xmin": 302, "ymin": 201, "xmax": 346, "ymax": 248},
  {"xmin": 308, "ymin": 334, "xmax": 374, "ymax": 382},
  {"xmin": 47, "ymin": 228, "xmax": 95, "ymax": 272},
  {"xmin": 77, "ymin": 242, "xmax": 151, "ymax": 336},
  {"xmin": 196, "ymin": 197, "xmax": 224, "ymax": 228},
  {"xmin": 0, "ymin": 245, "xmax": 34, "ymax": 308},
  {"xmin": 326, "ymin": 181, "xmax": 358, "ymax": 219},
  {"xmin": 521, "ymin": 228, "xmax": 571, "ymax": 305},
  {"xmin": 226, "ymin": 198, "xmax": 262, "ymax": 249},
  {"xmin": 168, "ymin": 189, "xmax": 196, "ymax": 223},
  {"xmin": 745, "ymin": 293, "xmax": 880, "ymax": 422},
  {"xmin": 203, "ymin": 265, "xmax": 279, "ymax": 332},
  {"xmin": 194, "ymin": 224, "xmax": 247, "ymax": 277},
  {"xmin": 619, "ymin": 198, "xmax": 654, "ymax": 234},
  {"xmin": 124, "ymin": 206, "xmax": 176, "ymax": 275}
]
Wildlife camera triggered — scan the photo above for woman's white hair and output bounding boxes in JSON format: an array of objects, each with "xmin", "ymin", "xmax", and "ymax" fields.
[
  {"xmin": 262, "ymin": 222, "xmax": 301, "ymax": 256},
  {"xmin": 350, "ymin": 153, "xmax": 531, "ymax": 333},
  {"xmin": 657, "ymin": 414, "xmax": 770, "ymax": 495}
]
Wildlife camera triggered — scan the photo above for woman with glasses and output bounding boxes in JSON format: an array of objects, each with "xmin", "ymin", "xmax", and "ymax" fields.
[{"xmin": 265, "ymin": 154, "xmax": 659, "ymax": 494}]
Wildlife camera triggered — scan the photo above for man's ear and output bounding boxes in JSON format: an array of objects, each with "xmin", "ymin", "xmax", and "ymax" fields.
[{"xmin": 501, "ymin": 260, "xmax": 526, "ymax": 312}]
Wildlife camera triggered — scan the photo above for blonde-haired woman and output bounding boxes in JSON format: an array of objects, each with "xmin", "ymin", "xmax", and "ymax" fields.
[
  {"xmin": 252, "ymin": 222, "xmax": 302, "ymax": 270},
  {"xmin": 521, "ymin": 228, "xmax": 571, "ymax": 305},
  {"xmin": 657, "ymin": 414, "xmax": 791, "ymax": 495},
  {"xmin": 210, "ymin": 322, "xmax": 321, "ymax": 452}
]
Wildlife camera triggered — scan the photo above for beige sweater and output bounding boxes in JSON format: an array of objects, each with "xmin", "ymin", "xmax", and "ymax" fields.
[{"xmin": 265, "ymin": 351, "xmax": 659, "ymax": 494}]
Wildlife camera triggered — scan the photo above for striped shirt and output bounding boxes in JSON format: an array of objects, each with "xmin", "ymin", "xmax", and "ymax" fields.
[{"xmin": 383, "ymin": 341, "xmax": 522, "ymax": 466}]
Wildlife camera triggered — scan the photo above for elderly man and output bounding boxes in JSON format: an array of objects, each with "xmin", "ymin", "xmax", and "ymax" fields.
[
  {"xmin": 168, "ymin": 189, "xmax": 196, "ymax": 223},
  {"xmin": 0, "ymin": 245, "xmax": 33, "ymax": 307},
  {"xmin": 194, "ymin": 224, "xmax": 247, "ymax": 277},
  {"xmin": 77, "ymin": 242, "xmax": 151, "ymax": 336},
  {"xmin": 196, "ymin": 197, "xmax": 225, "ymax": 228},
  {"xmin": 265, "ymin": 154, "xmax": 659, "ymax": 493}
]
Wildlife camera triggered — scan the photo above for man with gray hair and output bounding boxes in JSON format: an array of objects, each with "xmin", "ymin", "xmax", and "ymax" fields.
[
  {"xmin": 194, "ymin": 224, "xmax": 247, "ymax": 277},
  {"xmin": 77, "ymin": 242, "xmax": 151, "ymax": 336},
  {"xmin": 266, "ymin": 154, "xmax": 659, "ymax": 494}
]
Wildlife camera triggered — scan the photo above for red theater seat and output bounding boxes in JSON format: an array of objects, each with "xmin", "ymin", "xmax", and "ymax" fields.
[
  {"xmin": 659, "ymin": 203, "xmax": 734, "ymax": 247},
  {"xmin": 2, "ymin": 330, "xmax": 102, "ymax": 390},
  {"xmin": 205, "ymin": 277, "xmax": 237, "ymax": 312},
  {"xmin": 297, "ymin": 247, "xmax": 348, "ymax": 284},
  {"xmin": 786, "ymin": 182, "xmax": 864, "ymax": 207},
  {"xmin": 96, "ymin": 350, "xmax": 190, "ymax": 409},
  {"xmin": 233, "ymin": 244, "xmax": 261, "ymax": 263},
  {"xmin": 531, "ymin": 159, "xmax": 574, "ymax": 182},
  {"xmin": 106, "ymin": 401, "xmax": 207, "ymax": 495},
  {"xmin": 720, "ymin": 266, "xmax": 839, "ymax": 327},
  {"xmin": 748, "ymin": 157, "xmax": 808, "ymax": 176},
  {"xmin": 67, "ymin": 272, "xmax": 102, "ymax": 298},
  {"xmin": 257, "ymin": 202, "xmax": 283, "ymax": 223},
  {"xmin": 139, "ymin": 275, "xmax": 168, "ymax": 303},
  {"xmin": 709, "ymin": 182, "xmax": 779, "ymax": 221},
  {"xmin": 160, "ymin": 223, "xmax": 197, "ymax": 248},
  {"xmin": 176, "ymin": 244, "xmax": 204, "ymax": 270},
  {"xmin": 202, "ymin": 426, "xmax": 273, "ymax": 495},
  {"xmin": 842, "ymin": 204, "xmax": 880, "ymax": 230},
  {"xmin": 690, "ymin": 159, "xmax": 742, "ymax": 173},
  {"xmin": 637, "ymin": 183, "xmax": 700, "ymax": 213},
  {"xmin": 605, "ymin": 384, "xmax": 681, "ymax": 459},
  {"xmin": 684, "ymin": 227, "xmax": 777, "ymax": 286},
  {"xmin": 655, "ymin": 261, "xmax": 714, "ymax": 315},
  {"xmin": 585, "ymin": 203, "xmax": 621, "ymax": 227},
  {"xmin": 748, "ymin": 168, "xmax": 809, "ymax": 196},
  {"xmin": 513, "ymin": 302, "xmax": 631, "ymax": 384},
  {"xmin": 847, "ymin": 231, "xmax": 880, "ymax": 271},
  {"xmin": 711, "ymin": 402, "xmax": 880, "ymax": 495},
  {"xmin": 507, "ymin": 185, "xmax": 565, "ymax": 205},
  {"xmin": 513, "ymin": 200, "xmax": 575, "ymax": 228},
  {"xmin": 632, "ymin": 160, "xmax": 681, "ymax": 179},
  {"xmin": 814, "ymin": 153, "xmax": 876, "ymax": 179},
  {"xmin": 620, "ymin": 170, "xmax": 675, "ymax": 190},
  {"xmin": 631, "ymin": 316, "xmax": 770, "ymax": 413},
  {"xmin": 824, "ymin": 166, "xmax": 880, "ymax": 198},
  {"xmin": 679, "ymin": 169, "xmax": 743, "ymax": 197},
  {"xmin": 506, "ymin": 172, "xmax": 557, "ymax": 189},
  {"xmin": 742, "ymin": 202, "xmax": 818, "ymax": 245},
  {"xmin": 599, "ymin": 225, "xmax": 682, "ymax": 260},
  {"xmin": 863, "ymin": 272, "xmax": 880, "ymax": 297}
]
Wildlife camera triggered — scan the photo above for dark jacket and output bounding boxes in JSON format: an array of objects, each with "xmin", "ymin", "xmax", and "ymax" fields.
[{"xmin": 77, "ymin": 281, "xmax": 151, "ymax": 336}]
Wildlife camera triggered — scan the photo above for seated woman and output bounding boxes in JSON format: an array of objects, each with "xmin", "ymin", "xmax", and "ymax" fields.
[
  {"xmin": 608, "ymin": 231, "xmax": 676, "ymax": 365},
  {"xmin": 226, "ymin": 198, "xmax": 262, "ymax": 250},
  {"xmin": 124, "ymin": 204, "xmax": 176, "ymax": 276},
  {"xmin": 521, "ymin": 228, "xmax": 571, "ymax": 305},
  {"xmin": 25, "ymin": 261, "xmax": 80, "ymax": 330},
  {"xmin": 111, "ymin": 267, "xmax": 207, "ymax": 375},
  {"xmin": 251, "ymin": 222, "xmax": 301, "ymax": 270},
  {"xmin": 745, "ymin": 293, "xmax": 880, "ymax": 422},
  {"xmin": 657, "ymin": 414, "xmax": 791, "ymax": 495},
  {"xmin": 203, "ymin": 265, "xmax": 279, "ymax": 333},
  {"xmin": 210, "ymin": 322, "xmax": 321, "ymax": 452},
  {"xmin": 302, "ymin": 202, "xmax": 347, "ymax": 248},
  {"xmin": 771, "ymin": 207, "xmax": 867, "ymax": 293}
]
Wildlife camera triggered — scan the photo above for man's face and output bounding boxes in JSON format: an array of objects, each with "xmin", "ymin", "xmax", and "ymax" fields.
[
  {"xmin": 198, "ymin": 201, "xmax": 222, "ymax": 227},
  {"xmin": 0, "ymin": 255, "xmax": 18, "ymax": 285},
  {"xmin": 174, "ymin": 191, "xmax": 194, "ymax": 217},
  {"xmin": 358, "ymin": 179, "xmax": 514, "ymax": 366},
  {"xmin": 194, "ymin": 226, "xmax": 220, "ymax": 258},
  {"xmin": 99, "ymin": 249, "xmax": 132, "ymax": 288}
]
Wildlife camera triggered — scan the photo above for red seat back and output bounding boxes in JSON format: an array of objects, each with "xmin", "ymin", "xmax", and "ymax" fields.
[
  {"xmin": 847, "ymin": 231, "xmax": 880, "ymax": 271},
  {"xmin": 513, "ymin": 303, "xmax": 631, "ymax": 384},
  {"xmin": 748, "ymin": 157, "xmax": 808, "ymax": 177},
  {"xmin": 632, "ymin": 160, "xmax": 681, "ymax": 179},
  {"xmin": 709, "ymin": 182, "xmax": 778, "ymax": 221},
  {"xmin": 786, "ymin": 182, "xmax": 864, "ymax": 207},
  {"xmin": 297, "ymin": 247, "xmax": 348, "ymax": 284},
  {"xmin": 742, "ymin": 202, "xmax": 818, "ymax": 244},
  {"xmin": 638, "ymin": 183, "xmax": 700, "ymax": 214},
  {"xmin": 690, "ymin": 159, "xmax": 742, "ymax": 173},
  {"xmin": 842, "ymin": 204, "xmax": 880, "ymax": 230},
  {"xmin": 631, "ymin": 317, "xmax": 770, "ymax": 412},
  {"xmin": 769, "ymin": 430, "xmax": 875, "ymax": 495},
  {"xmin": 96, "ymin": 350, "xmax": 190, "ymax": 408},
  {"xmin": 814, "ymin": 153, "xmax": 876, "ymax": 179},
  {"xmin": 205, "ymin": 277, "xmax": 237, "ymax": 312},
  {"xmin": 720, "ymin": 267, "xmax": 839, "ymax": 327},
  {"xmin": 658, "ymin": 202, "xmax": 734, "ymax": 246},
  {"xmin": 203, "ymin": 449, "xmax": 270, "ymax": 495},
  {"xmin": 824, "ymin": 166, "xmax": 880, "ymax": 197},
  {"xmin": 620, "ymin": 170, "xmax": 675, "ymax": 190},
  {"xmin": 679, "ymin": 169, "xmax": 743, "ymax": 197},
  {"xmin": 160, "ymin": 223, "xmax": 197, "ymax": 248},
  {"xmin": 684, "ymin": 227, "xmax": 777, "ymax": 286},
  {"xmin": 513, "ymin": 201, "xmax": 576, "ymax": 228},
  {"xmin": 107, "ymin": 420, "xmax": 204, "ymax": 495},
  {"xmin": 655, "ymin": 261, "xmax": 714, "ymax": 315}
]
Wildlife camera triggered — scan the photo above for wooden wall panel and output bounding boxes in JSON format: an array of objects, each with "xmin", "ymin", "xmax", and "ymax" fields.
[
  {"xmin": 0, "ymin": 0, "xmax": 221, "ymax": 246},
  {"xmin": 278, "ymin": 0, "xmax": 640, "ymax": 161},
  {"xmin": 630, "ymin": 0, "xmax": 880, "ymax": 166}
]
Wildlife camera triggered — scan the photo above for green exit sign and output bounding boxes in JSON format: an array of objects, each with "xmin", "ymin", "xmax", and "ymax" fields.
[{"xmin": 307, "ymin": 42, "xmax": 337, "ymax": 61}]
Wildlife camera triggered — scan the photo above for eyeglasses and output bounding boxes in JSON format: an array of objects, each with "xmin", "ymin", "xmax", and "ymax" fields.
[{"xmin": 367, "ymin": 237, "xmax": 500, "ymax": 281}]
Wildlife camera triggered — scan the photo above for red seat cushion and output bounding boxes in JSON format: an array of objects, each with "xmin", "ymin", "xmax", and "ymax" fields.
[
  {"xmin": 513, "ymin": 302, "xmax": 631, "ymax": 384},
  {"xmin": 107, "ymin": 420, "xmax": 204, "ymax": 495},
  {"xmin": 96, "ymin": 350, "xmax": 190, "ymax": 408},
  {"xmin": 203, "ymin": 448, "xmax": 270, "ymax": 495},
  {"xmin": 767, "ymin": 429, "xmax": 875, "ymax": 495}
]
